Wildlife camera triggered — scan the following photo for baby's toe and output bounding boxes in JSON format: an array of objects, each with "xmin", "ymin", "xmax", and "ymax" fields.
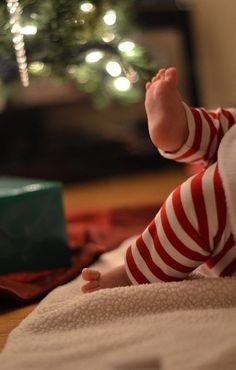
[
  {"xmin": 145, "ymin": 81, "xmax": 151, "ymax": 90},
  {"xmin": 164, "ymin": 67, "xmax": 177, "ymax": 84},
  {"xmin": 158, "ymin": 68, "xmax": 166, "ymax": 77},
  {"xmin": 151, "ymin": 69, "xmax": 166, "ymax": 85},
  {"xmin": 82, "ymin": 268, "xmax": 100, "ymax": 281},
  {"xmin": 81, "ymin": 280, "xmax": 100, "ymax": 293}
]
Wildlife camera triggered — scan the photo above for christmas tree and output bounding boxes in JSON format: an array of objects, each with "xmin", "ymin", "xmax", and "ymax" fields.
[{"xmin": 0, "ymin": 0, "xmax": 155, "ymax": 108}]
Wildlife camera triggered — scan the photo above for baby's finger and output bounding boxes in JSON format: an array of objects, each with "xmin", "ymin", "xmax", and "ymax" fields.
[{"xmin": 145, "ymin": 81, "xmax": 151, "ymax": 90}]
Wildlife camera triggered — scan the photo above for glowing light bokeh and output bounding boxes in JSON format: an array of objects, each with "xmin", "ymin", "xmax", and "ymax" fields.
[
  {"xmin": 85, "ymin": 50, "xmax": 104, "ymax": 63},
  {"xmin": 6, "ymin": 0, "xmax": 29, "ymax": 87},
  {"xmin": 113, "ymin": 76, "xmax": 131, "ymax": 91},
  {"xmin": 103, "ymin": 9, "xmax": 116, "ymax": 26},
  {"xmin": 105, "ymin": 61, "xmax": 122, "ymax": 77}
]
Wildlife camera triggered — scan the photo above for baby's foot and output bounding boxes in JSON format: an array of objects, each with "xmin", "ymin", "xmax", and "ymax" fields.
[
  {"xmin": 145, "ymin": 67, "xmax": 188, "ymax": 152},
  {"xmin": 81, "ymin": 265, "xmax": 131, "ymax": 293}
]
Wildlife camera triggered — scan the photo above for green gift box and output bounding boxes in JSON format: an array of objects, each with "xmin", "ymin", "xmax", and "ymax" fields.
[{"xmin": 0, "ymin": 177, "xmax": 71, "ymax": 274}]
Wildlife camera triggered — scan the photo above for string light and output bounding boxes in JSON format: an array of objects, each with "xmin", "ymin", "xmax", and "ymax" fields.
[
  {"xmin": 29, "ymin": 61, "xmax": 45, "ymax": 74},
  {"xmin": 102, "ymin": 32, "xmax": 115, "ymax": 43},
  {"xmin": 85, "ymin": 50, "xmax": 104, "ymax": 63},
  {"xmin": 118, "ymin": 40, "xmax": 135, "ymax": 52},
  {"xmin": 105, "ymin": 61, "xmax": 122, "ymax": 77},
  {"xmin": 80, "ymin": 2, "xmax": 95, "ymax": 13},
  {"xmin": 103, "ymin": 9, "xmax": 116, "ymax": 26},
  {"xmin": 21, "ymin": 24, "xmax": 37, "ymax": 35},
  {"xmin": 1, "ymin": 1, "xmax": 152, "ymax": 106},
  {"xmin": 123, "ymin": 66, "xmax": 139, "ymax": 83},
  {"xmin": 6, "ymin": 0, "xmax": 29, "ymax": 87},
  {"xmin": 113, "ymin": 76, "xmax": 131, "ymax": 91}
]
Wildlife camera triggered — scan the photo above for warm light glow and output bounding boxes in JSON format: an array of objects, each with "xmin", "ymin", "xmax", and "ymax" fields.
[
  {"xmin": 17, "ymin": 55, "xmax": 26, "ymax": 63},
  {"xmin": 14, "ymin": 41, "xmax": 24, "ymax": 50},
  {"xmin": 85, "ymin": 50, "xmax": 104, "ymax": 63},
  {"xmin": 118, "ymin": 40, "xmax": 135, "ymax": 52},
  {"xmin": 103, "ymin": 9, "xmax": 116, "ymax": 26},
  {"xmin": 125, "ymin": 68, "xmax": 139, "ymax": 83},
  {"xmin": 9, "ymin": 5, "xmax": 17, "ymax": 14},
  {"xmin": 102, "ymin": 32, "xmax": 115, "ymax": 43},
  {"xmin": 80, "ymin": 2, "xmax": 95, "ymax": 13},
  {"xmin": 67, "ymin": 65, "xmax": 77, "ymax": 74},
  {"xmin": 11, "ymin": 22, "xmax": 21, "ymax": 33},
  {"xmin": 67, "ymin": 65, "xmax": 89, "ymax": 83},
  {"xmin": 19, "ymin": 62, "xmax": 27, "ymax": 70},
  {"xmin": 113, "ymin": 77, "xmax": 131, "ymax": 91},
  {"xmin": 21, "ymin": 24, "xmax": 37, "ymax": 35},
  {"xmin": 29, "ymin": 61, "xmax": 45, "ymax": 74},
  {"xmin": 105, "ymin": 61, "xmax": 122, "ymax": 77},
  {"xmin": 6, "ymin": 0, "xmax": 29, "ymax": 87},
  {"xmin": 12, "ymin": 33, "xmax": 23, "ymax": 44}
]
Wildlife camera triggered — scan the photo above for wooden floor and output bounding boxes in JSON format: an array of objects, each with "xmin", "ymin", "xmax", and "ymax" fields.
[{"xmin": 0, "ymin": 167, "xmax": 188, "ymax": 351}]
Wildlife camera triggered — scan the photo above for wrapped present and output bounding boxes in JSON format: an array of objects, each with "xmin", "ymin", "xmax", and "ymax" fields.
[{"xmin": 0, "ymin": 177, "xmax": 71, "ymax": 274}]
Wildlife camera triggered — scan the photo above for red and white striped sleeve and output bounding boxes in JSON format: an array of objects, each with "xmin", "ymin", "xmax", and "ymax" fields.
[
  {"xmin": 159, "ymin": 104, "xmax": 236, "ymax": 168},
  {"xmin": 124, "ymin": 162, "xmax": 235, "ymax": 284}
]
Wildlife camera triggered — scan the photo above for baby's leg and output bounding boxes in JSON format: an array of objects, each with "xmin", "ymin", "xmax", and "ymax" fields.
[
  {"xmin": 81, "ymin": 265, "xmax": 131, "ymax": 293},
  {"xmin": 81, "ymin": 162, "xmax": 232, "ymax": 291},
  {"xmin": 145, "ymin": 67, "xmax": 188, "ymax": 153},
  {"xmin": 125, "ymin": 162, "xmax": 234, "ymax": 284}
]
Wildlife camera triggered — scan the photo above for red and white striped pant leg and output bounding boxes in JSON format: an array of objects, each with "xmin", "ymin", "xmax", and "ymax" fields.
[{"xmin": 125, "ymin": 163, "xmax": 235, "ymax": 284}]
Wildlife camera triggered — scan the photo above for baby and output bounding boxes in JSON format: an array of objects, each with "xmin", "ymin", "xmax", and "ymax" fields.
[{"xmin": 81, "ymin": 67, "xmax": 236, "ymax": 293}]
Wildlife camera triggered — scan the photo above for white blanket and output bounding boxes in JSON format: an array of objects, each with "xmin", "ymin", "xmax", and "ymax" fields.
[{"xmin": 1, "ymin": 238, "xmax": 236, "ymax": 370}]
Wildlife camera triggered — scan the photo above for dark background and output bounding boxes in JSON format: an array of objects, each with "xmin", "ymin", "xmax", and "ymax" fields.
[{"xmin": 0, "ymin": 0, "xmax": 199, "ymax": 183}]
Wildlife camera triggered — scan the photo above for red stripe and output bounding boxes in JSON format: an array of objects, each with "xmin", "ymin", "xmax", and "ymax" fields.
[
  {"xmin": 126, "ymin": 245, "xmax": 149, "ymax": 284},
  {"xmin": 173, "ymin": 108, "xmax": 202, "ymax": 161},
  {"xmin": 208, "ymin": 111, "xmax": 218, "ymax": 119},
  {"xmin": 187, "ymin": 156, "xmax": 205, "ymax": 164},
  {"xmin": 213, "ymin": 165, "xmax": 227, "ymax": 245},
  {"xmin": 173, "ymin": 148, "xmax": 199, "ymax": 162},
  {"xmin": 202, "ymin": 109, "xmax": 224, "ymax": 158},
  {"xmin": 171, "ymin": 184, "xmax": 210, "ymax": 253},
  {"xmin": 216, "ymin": 118, "xmax": 224, "ymax": 150},
  {"xmin": 148, "ymin": 221, "xmax": 194, "ymax": 273},
  {"xmin": 200, "ymin": 109, "xmax": 218, "ymax": 163},
  {"xmin": 220, "ymin": 255, "xmax": 236, "ymax": 276},
  {"xmin": 190, "ymin": 171, "xmax": 209, "ymax": 245},
  {"xmin": 222, "ymin": 108, "xmax": 235, "ymax": 128},
  {"xmin": 161, "ymin": 206, "xmax": 208, "ymax": 261},
  {"xmin": 207, "ymin": 234, "xmax": 235, "ymax": 269},
  {"xmin": 136, "ymin": 236, "xmax": 182, "ymax": 282},
  {"xmin": 190, "ymin": 108, "xmax": 203, "ymax": 151}
]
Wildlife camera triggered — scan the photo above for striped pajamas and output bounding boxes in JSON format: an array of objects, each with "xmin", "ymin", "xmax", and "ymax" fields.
[{"xmin": 125, "ymin": 105, "xmax": 236, "ymax": 284}]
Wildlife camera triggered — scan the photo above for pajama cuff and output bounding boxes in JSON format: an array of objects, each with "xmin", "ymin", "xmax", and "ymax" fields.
[{"xmin": 158, "ymin": 102, "xmax": 196, "ymax": 161}]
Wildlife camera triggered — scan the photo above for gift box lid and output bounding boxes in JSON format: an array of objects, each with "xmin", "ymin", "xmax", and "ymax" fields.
[{"xmin": 0, "ymin": 177, "xmax": 61, "ymax": 198}]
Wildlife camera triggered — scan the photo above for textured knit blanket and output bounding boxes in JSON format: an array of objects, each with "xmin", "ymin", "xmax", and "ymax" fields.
[{"xmin": 1, "ymin": 240, "xmax": 236, "ymax": 370}]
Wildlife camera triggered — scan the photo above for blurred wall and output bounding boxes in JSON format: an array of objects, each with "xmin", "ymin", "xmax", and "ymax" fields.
[{"xmin": 192, "ymin": 0, "xmax": 236, "ymax": 108}]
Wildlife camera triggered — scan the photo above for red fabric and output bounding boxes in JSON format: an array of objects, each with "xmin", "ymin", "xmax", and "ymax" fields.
[{"xmin": 0, "ymin": 204, "xmax": 159, "ymax": 305}]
